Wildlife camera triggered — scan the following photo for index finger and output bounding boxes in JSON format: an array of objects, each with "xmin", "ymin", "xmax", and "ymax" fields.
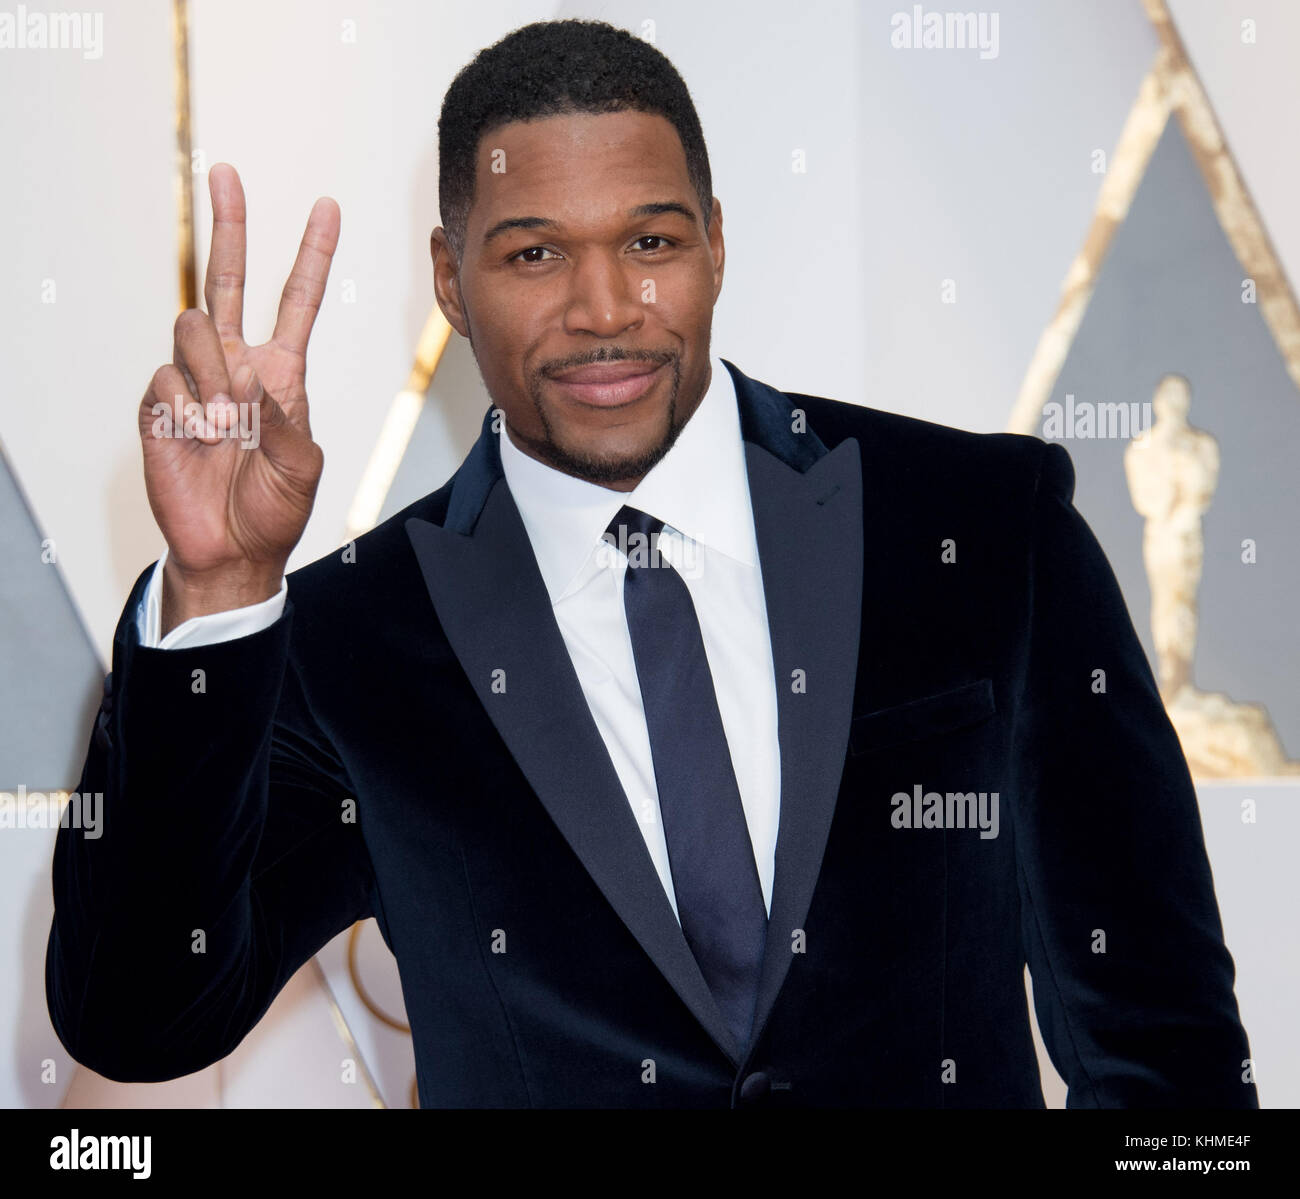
[
  {"xmin": 203, "ymin": 163, "xmax": 248, "ymax": 342},
  {"xmin": 270, "ymin": 196, "xmax": 341, "ymax": 359}
]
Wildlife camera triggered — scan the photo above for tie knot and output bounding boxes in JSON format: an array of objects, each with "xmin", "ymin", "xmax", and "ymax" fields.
[{"xmin": 603, "ymin": 505, "xmax": 666, "ymax": 567}]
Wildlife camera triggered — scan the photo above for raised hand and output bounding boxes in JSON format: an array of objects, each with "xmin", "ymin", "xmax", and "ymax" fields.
[{"xmin": 138, "ymin": 163, "xmax": 340, "ymax": 634}]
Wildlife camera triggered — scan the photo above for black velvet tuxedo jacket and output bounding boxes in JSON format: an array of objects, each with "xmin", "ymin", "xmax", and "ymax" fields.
[{"xmin": 47, "ymin": 358, "xmax": 1256, "ymax": 1108}]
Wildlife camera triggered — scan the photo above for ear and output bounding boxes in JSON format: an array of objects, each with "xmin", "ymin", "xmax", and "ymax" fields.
[
  {"xmin": 431, "ymin": 227, "xmax": 470, "ymax": 338},
  {"xmin": 707, "ymin": 197, "xmax": 725, "ymax": 303}
]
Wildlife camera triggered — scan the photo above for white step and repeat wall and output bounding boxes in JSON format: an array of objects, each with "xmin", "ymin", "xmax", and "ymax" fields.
[{"xmin": 2, "ymin": 0, "xmax": 1296, "ymax": 1107}]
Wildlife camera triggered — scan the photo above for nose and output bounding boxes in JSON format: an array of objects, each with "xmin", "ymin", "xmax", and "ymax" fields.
[{"xmin": 562, "ymin": 251, "xmax": 646, "ymax": 339}]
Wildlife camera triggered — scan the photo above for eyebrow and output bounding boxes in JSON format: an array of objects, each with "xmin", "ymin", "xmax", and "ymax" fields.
[{"xmin": 482, "ymin": 201, "xmax": 698, "ymax": 245}]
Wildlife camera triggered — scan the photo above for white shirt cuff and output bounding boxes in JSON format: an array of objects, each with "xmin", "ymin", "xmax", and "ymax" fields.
[{"xmin": 136, "ymin": 547, "xmax": 288, "ymax": 649}]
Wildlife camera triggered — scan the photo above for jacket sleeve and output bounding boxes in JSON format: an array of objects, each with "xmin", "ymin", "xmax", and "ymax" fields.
[
  {"xmin": 45, "ymin": 565, "xmax": 374, "ymax": 1083},
  {"xmin": 1012, "ymin": 441, "xmax": 1257, "ymax": 1108}
]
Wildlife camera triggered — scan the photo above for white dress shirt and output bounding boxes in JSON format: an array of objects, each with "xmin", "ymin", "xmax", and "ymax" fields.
[{"xmin": 136, "ymin": 354, "xmax": 781, "ymax": 921}]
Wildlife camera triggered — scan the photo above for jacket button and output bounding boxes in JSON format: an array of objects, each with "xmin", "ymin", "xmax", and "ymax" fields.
[{"xmin": 739, "ymin": 1071, "xmax": 771, "ymax": 1105}]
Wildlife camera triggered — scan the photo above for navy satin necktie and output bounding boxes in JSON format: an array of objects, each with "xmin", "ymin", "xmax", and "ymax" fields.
[{"xmin": 605, "ymin": 505, "xmax": 768, "ymax": 1051}]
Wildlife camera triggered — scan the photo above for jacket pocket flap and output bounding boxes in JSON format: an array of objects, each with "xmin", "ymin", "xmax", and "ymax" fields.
[{"xmin": 849, "ymin": 678, "xmax": 995, "ymax": 756}]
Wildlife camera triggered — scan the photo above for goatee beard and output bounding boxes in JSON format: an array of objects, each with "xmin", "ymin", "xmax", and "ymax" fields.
[{"xmin": 526, "ymin": 354, "xmax": 686, "ymax": 486}]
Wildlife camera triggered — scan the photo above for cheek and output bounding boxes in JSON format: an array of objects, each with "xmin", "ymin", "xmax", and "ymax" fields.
[
  {"xmin": 650, "ymin": 263, "xmax": 714, "ymax": 328},
  {"xmin": 464, "ymin": 298, "xmax": 536, "ymax": 377}
]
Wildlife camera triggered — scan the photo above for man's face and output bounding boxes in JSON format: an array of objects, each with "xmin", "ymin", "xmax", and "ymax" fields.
[{"xmin": 432, "ymin": 109, "xmax": 725, "ymax": 490}]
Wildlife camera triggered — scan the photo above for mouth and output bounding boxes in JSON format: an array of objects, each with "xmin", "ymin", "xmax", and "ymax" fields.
[{"xmin": 546, "ymin": 360, "xmax": 667, "ymax": 409}]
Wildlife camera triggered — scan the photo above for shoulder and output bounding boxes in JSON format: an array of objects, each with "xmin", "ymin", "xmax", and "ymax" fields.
[
  {"xmin": 786, "ymin": 387, "xmax": 1075, "ymax": 507},
  {"xmin": 282, "ymin": 477, "xmax": 454, "ymax": 624}
]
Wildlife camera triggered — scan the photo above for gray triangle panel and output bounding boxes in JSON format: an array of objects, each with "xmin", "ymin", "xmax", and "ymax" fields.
[
  {"xmin": 1043, "ymin": 118, "xmax": 1300, "ymax": 758},
  {"xmin": 0, "ymin": 444, "xmax": 102, "ymax": 790}
]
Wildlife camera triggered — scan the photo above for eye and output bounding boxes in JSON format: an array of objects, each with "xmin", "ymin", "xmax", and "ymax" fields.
[
  {"xmin": 633, "ymin": 235, "xmax": 674, "ymax": 252},
  {"xmin": 511, "ymin": 245, "xmax": 561, "ymax": 264}
]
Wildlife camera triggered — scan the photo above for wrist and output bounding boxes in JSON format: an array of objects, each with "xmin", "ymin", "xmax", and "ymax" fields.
[{"xmin": 160, "ymin": 557, "xmax": 284, "ymax": 635}]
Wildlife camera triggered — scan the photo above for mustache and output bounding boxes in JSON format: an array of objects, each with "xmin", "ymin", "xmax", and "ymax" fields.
[{"xmin": 540, "ymin": 347, "xmax": 676, "ymax": 378}]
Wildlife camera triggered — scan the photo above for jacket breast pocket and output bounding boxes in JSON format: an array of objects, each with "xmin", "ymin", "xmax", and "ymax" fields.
[{"xmin": 848, "ymin": 678, "xmax": 996, "ymax": 757}]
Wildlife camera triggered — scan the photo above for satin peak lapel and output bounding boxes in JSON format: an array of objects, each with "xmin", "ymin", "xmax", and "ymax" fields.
[{"xmin": 724, "ymin": 359, "xmax": 864, "ymax": 1057}]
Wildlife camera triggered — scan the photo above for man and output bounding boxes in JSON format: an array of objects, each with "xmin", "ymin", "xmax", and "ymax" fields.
[{"xmin": 47, "ymin": 19, "xmax": 1255, "ymax": 1108}]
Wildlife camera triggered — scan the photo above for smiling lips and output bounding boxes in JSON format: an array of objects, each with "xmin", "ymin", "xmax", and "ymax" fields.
[{"xmin": 547, "ymin": 360, "xmax": 665, "ymax": 407}]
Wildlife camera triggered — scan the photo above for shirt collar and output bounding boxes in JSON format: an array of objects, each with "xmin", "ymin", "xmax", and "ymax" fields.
[{"xmin": 498, "ymin": 354, "xmax": 758, "ymax": 601}]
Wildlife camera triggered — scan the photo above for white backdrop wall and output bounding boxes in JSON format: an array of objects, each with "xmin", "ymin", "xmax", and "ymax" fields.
[{"xmin": 2, "ymin": 0, "xmax": 1296, "ymax": 1108}]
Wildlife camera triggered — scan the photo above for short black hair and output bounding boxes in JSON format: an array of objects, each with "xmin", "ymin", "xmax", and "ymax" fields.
[{"xmin": 437, "ymin": 19, "xmax": 713, "ymax": 261}]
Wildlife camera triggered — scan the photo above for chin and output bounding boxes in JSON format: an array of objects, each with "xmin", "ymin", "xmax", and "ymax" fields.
[{"xmin": 546, "ymin": 430, "xmax": 675, "ymax": 486}]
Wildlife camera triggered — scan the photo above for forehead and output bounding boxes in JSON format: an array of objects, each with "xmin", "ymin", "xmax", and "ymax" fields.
[{"xmin": 469, "ymin": 110, "xmax": 692, "ymax": 225}]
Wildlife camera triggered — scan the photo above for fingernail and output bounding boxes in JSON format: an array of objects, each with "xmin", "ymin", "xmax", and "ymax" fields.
[{"xmin": 206, "ymin": 394, "xmax": 233, "ymax": 427}]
